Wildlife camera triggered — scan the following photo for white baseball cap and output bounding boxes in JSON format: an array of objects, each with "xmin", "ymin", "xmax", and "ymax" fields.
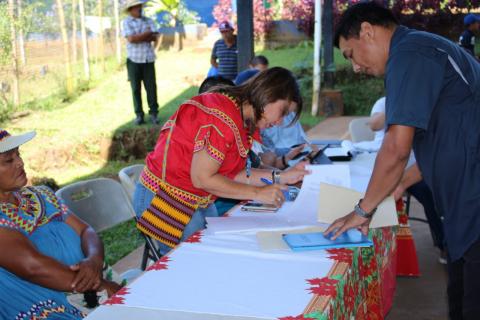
[
  {"xmin": 0, "ymin": 129, "xmax": 36, "ymax": 153},
  {"xmin": 124, "ymin": 0, "xmax": 145, "ymax": 12}
]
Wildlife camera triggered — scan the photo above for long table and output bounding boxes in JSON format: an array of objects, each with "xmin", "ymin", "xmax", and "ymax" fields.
[{"xmin": 86, "ymin": 153, "xmax": 398, "ymax": 320}]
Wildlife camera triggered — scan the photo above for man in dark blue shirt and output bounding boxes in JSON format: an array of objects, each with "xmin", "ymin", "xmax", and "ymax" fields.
[
  {"xmin": 210, "ymin": 21, "xmax": 238, "ymax": 80},
  {"xmin": 324, "ymin": 3, "xmax": 480, "ymax": 319},
  {"xmin": 458, "ymin": 14, "xmax": 479, "ymax": 57}
]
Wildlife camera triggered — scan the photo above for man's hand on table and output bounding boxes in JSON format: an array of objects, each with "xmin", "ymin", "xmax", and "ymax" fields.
[{"xmin": 323, "ymin": 211, "xmax": 371, "ymax": 240}]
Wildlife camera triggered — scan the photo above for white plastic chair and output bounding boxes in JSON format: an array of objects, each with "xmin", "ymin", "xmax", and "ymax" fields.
[
  {"xmin": 56, "ymin": 178, "xmax": 135, "ymax": 232},
  {"xmin": 56, "ymin": 178, "xmax": 142, "ymax": 281},
  {"xmin": 349, "ymin": 118, "xmax": 375, "ymax": 143},
  {"xmin": 118, "ymin": 164, "xmax": 144, "ymax": 201},
  {"xmin": 118, "ymin": 165, "xmax": 164, "ymax": 270}
]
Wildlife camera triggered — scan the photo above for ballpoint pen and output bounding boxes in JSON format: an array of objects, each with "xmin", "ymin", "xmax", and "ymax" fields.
[{"xmin": 260, "ymin": 177, "xmax": 273, "ymax": 185}]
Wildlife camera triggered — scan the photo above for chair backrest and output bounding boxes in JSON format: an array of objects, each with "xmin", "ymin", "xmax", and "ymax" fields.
[
  {"xmin": 56, "ymin": 178, "xmax": 135, "ymax": 232},
  {"xmin": 349, "ymin": 118, "xmax": 375, "ymax": 143},
  {"xmin": 118, "ymin": 164, "xmax": 145, "ymax": 201}
]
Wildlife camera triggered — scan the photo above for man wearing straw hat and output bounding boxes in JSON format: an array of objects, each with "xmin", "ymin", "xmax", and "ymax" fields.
[{"xmin": 122, "ymin": 0, "xmax": 160, "ymax": 125}]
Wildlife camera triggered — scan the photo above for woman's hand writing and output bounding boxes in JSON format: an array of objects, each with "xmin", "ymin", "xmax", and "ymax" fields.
[{"xmin": 253, "ymin": 184, "xmax": 287, "ymax": 207}]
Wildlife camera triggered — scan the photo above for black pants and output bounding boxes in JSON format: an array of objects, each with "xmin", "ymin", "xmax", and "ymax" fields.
[
  {"xmin": 447, "ymin": 239, "xmax": 480, "ymax": 319},
  {"xmin": 407, "ymin": 180, "xmax": 445, "ymax": 250},
  {"xmin": 126, "ymin": 59, "xmax": 159, "ymax": 117}
]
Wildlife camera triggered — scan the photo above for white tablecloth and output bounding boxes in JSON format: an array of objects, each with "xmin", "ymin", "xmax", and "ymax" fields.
[{"xmin": 86, "ymin": 153, "xmax": 382, "ymax": 320}]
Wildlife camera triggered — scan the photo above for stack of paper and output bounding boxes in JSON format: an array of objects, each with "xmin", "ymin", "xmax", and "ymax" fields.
[
  {"xmin": 324, "ymin": 140, "xmax": 355, "ymax": 160},
  {"xmin": 205, "ymin": 216, "xmax": 294, "ymax": 235},
  {"xmin": 288, "ymin": 165, "xmax": 351, "ymax": 224},
  {"xmin": 317, "ymin": 183, "xmax": 398, "ymax": 228}
]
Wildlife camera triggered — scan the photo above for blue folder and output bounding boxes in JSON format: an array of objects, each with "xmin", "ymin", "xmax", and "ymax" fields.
[{"xmin": 282, "ymin": 229, "xmax": 373, "ymax": 251}]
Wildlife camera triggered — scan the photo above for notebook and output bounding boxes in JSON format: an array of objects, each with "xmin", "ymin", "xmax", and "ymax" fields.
[{"xmin": 282, "ymin": 229, "xmax": 373, "ymax": 251}]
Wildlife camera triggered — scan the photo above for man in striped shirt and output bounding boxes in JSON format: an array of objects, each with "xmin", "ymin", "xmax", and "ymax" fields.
[{"xmin": 210, "ymin": 21, "xmax": 238, "ymax": 81}]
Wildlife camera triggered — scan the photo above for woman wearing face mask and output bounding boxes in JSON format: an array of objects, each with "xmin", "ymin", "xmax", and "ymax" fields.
[{"xmin": 134, "ymin": 67, "xmax": 309, "ymax": 255}]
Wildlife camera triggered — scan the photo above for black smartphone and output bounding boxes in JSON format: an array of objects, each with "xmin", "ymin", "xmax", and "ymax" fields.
[
  {"xmin": 241, "ymin": 202, "xmax": 279, "ymax": 212},
  {"xmin": 291, "ymin": 150, "xmax": 309, "ymax": 160},
  {"xmin": 290, "ymin": 143, "xmax": 304, "ymax": 148}
]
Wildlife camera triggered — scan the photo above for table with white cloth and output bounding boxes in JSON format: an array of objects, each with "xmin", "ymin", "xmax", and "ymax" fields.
[{"xmin": 86, "ymin": 153, "xmax": 399, "ymax": 320}]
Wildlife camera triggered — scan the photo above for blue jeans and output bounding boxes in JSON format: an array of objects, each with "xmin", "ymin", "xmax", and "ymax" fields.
[{"xmin": 133, "ymin": 183, "xmax": 219, "ymax": 255}]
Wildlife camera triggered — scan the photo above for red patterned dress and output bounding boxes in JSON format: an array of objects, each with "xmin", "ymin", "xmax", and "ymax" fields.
[{"xmin": 137, "ymin": 93, "xmax": 254, "ymax": 248}]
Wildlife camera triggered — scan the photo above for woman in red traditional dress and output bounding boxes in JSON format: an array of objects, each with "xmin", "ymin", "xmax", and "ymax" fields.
[{"xmin": 134, "ymin": 67, "xmax": 308, "ymax": 254}]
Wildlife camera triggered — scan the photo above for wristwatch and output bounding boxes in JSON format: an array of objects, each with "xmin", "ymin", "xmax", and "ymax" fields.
[
  {"xmin": 272, "ymin": 170, "xmax": 281, "ymax": 184},
  {"xmin": 354, "ymin": 199, "xmax": 376, "ymax": 219}
]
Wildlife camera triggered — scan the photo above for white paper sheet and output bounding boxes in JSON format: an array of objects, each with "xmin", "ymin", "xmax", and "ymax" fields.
[
  {"xmin": 287, "ymin": 165, "xmax": 351, "ymax": 224},
  {"xmin": 317, "ymin": 183, "xmax": 398, "ymax": 228},
  {"xmin": 324, "ymin": 140, "xmax": 355, "ymax": 157},
  {"xmin": 205, "ymin": 216, "xmax": 294, "ymax": 235}
]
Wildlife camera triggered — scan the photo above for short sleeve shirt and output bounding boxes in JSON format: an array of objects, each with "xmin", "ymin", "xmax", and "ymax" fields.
[
  {"xmin": 0, "ymin": 186, "xmax": 68, "ymax": 236},
  {"xmin": 234, "ymin": 69, "xmax": 260, "ymax": 85},
  {"xmin": 122, "ymin": 16, "xmax": 157, "ymax": 63},
  {"xmin": 261, "ymin": 113, "xmax": 309, "ymax": 154},
  {"xmin": 385, "ymin": 26, "xmax": 480, "ymax": 260},
  {"xmin": 146, "ymin": 93, "xmax": 254, "ymax": 200},
  {"xmin": 211, "ymin": 38, "xmax": 238, "ymax": 80}
]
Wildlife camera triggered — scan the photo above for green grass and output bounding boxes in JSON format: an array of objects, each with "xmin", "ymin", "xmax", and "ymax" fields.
[{"xmin": 98, "ymin": 219, "xmax": 144, "ymax": 266}]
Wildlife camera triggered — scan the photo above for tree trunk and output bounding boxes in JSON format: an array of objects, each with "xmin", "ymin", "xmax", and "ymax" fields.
[
  {"xmin": 78, "ymin": 0, "xmax": 90, "ymax": 80},
  {"xmin": 98, "ymin": 0, "xmax": 105, "ymax": 71},
  {"xmin": 8, "ymin": 0, "xmax": 20, "ymax": 106},
  {"xmin": 71, "ymin": 0, "xmax": 78, "ymax": 63},
  {"xmin": 113, "ymin": 0, "xmax": 121, "ymax": 63},
  {"xmin": 16, "ymin": 0, "xmax": 26, "ymax": 66},
  {"xmin": 55, "ymin": 0, "xmax": 74, "ymax": 94}
]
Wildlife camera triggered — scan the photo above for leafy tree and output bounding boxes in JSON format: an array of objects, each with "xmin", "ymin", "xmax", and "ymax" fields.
[
  {"xmin": 145, "ymin": 0, "xmax": 200, "ymax": 27},
  {"xmin": 212, "ymin": 0, "xmax": 275, "ymax": 40}
]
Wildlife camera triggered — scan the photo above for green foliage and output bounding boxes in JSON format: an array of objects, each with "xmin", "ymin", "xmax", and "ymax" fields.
[
  {"xmin": 335, "ymin": 67, "xmax": 385, "ymax": 116},
  {"xmin": 98, "ymin": 219, "xmax": 144, "ymax": 266},
  {"xmin": 145, "ymin": 0, "xmax": 200, "ymax": 27},
  {"xmin": 0, "ymin": 2, "xmax": 12, "ymax": 65}
]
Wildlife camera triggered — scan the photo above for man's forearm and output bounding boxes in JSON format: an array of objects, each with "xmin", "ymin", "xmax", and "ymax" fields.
[
  {"xmin": 197, "ymin": 172, "xmax": 260, "ymax": 200},
  {"xmin": 210, "ymin": 57, "xmax": 218, "ymax": 68},
  {"xmin": 80, "ymin": 226, "xmax": 104, "ymax": 262},
  {"xmin": 127, "ymin": 31, "xmax": 153, "ymax": 43},
  {"xmin": 400, "ymin": 163, "xmax": 423, "ymax": 190}
]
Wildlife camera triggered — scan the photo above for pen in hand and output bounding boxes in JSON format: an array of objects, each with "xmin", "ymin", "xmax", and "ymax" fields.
[{"xmin": 261, "ymin": 178, "xmax": 273, "ymax": 185}]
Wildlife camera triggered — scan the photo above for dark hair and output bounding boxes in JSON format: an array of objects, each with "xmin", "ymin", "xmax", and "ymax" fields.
[
  {"xmin": 210, "ymin": 67, "xmax": 303, "ymax": 126},
  {"xmin": 334, "ymin": 1, "xmax": 398, "ymax": 48},
  {"xmin": 198, "ymin": 76, "xmax": 235, "ymax": 94},
  {"xmin": 250, "ymin": 55, "xmax": 269, "ymax": 67}
]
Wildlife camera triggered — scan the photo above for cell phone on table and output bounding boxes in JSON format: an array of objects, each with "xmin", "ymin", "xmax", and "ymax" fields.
[{"xmin": 241, "ymin": 202, "xmax": 279, "ymax": 212}]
